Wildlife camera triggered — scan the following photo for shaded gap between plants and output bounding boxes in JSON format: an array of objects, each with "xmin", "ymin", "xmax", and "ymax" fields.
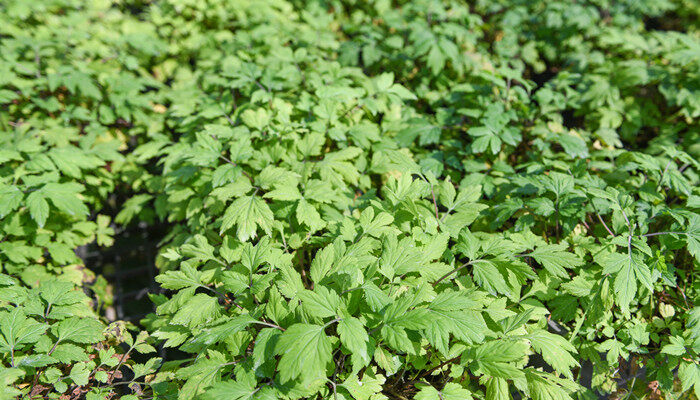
[{"xmin": 79, "ymin": 221, "xmax": 166, "ymax": 324}]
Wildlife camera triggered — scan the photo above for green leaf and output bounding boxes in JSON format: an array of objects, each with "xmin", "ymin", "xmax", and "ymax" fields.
[
  {"xmin": 298, "ymin": 286, "xmax": 340, "ymax": 319},
  {"xmin": 221, "ymin": 195, "xmax": 274, "ymax": 242},
  {"xmin": 596, "ymin": 251, "xmax": 651, "ymax": 312},
  {"xmin": 0, "ymin": 185, "xmax": 22, "ymax": 218},
  {"xmin": 191, "ymin": 315, "xmax": 256, "ymax": 347},
  {"xmin": 527, "ymin": 331, "xmax": 579, "ymax": 379},
  {"xmin": 0, "ymin": 367, "xmax": 24, "ymax": 399},
  {"xmin": 240, "ymin": 239, "xmax": 270, "ymax": 273},
  {"xmin": 171, "ymin": 294, "xmax": 221, "ymax": 328},
  {"xmin": 525, "ymin": 370, "xmax": 576, "ymax": 400},
  {"xmin": 359, "ymin": 208, "xmax": 394, "ymax": 237},
  {"xmin": 296, "ymin": 198, "xmax": 325, "ymax": 232},
  {"xmin": 425, "ymin": 292, "xmax": 487, "ymax": 354},
  {"xmin": 528, "ymin": 244, "xmax": 583, "ymax": 278},
  {"xmin": 341, "ymin": 373, "xmax": 385, "ymax": 400},
  {"xmin": 26, "ymin": 191, "xmax": 49, "ymax": 227},
  {"xmin": 441, "ymin": 383, "xmax": 473, "ymax": 400},
  {"xmin": 0, "ymin": 310, "xmax": 48, "ymax": 353},
  {"xmin": 678, "ymin": 361, "xmax": 700, "ymax": 397},
  {"xmin": 69, "ymin": 363, "xmax": 90, "ymax": 386},
  {"xmin": 337, "ymin": 317, "xmax": 370, "ymax": 370},
  {"xmin": 472, "ymin": 261, "xmax": 510, "ymax": 296},
  {"xmin": 379, "ymin": 235, "xmax": 421, "ymax": 278},
  {"xmin": 309, "ymin": 244, "xmax": 335, "ymax": 283},
  {"xmin": 485, "ymin": 377, "xmax": 511, "ymax": 400},
  {"xmin": 687, "ymin": 215, "xmax": 700, "ymax": 262},
  {"xmin": 156, "ymin": 264, "xmax": 204, "ymax": 290},
  {"xmin": 473, "ymin": 340, "xmax": 528, "ymax": 379},
  {"xmin": 416, "ymin": 382, "xmax": 472, "ymax": 400},
  {"xmin": 43, "ymin": 183, "xmax": 89, "ymax": 217},
  {"xmin": 40, "ymin": 280, "xmax": 84, "ymax": 306},
  {"xmin": 206, "ymin": 379, "xmax": 259, "ymax": 400},
  {"xmin": 275, "ymin": 324, "xmax": 332, "ymax": 383},
  {"xmin": 53, "ymin": 317, "xmax": 104, "ymax": 344},
  {"xmin": 50, "ymin": 343, "xmax": 88, "ymax": 363},
  {"xmin": 374, "ymin": 346, "xmax": 401, "ymax": 376},
  {"xmin": 661, "ymin": 336, "xmax": 686, "ymax": 356}
]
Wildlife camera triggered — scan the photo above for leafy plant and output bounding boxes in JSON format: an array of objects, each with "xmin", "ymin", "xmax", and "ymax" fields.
[{"xmin": 1, "ymin": 0, "xmax": 699, "ymax": 399}]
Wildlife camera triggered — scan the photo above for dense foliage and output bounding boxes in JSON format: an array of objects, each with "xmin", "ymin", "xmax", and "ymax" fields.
[{"xmin": 0, "ymin": 0, "xmax": 698, "ymax": 399}]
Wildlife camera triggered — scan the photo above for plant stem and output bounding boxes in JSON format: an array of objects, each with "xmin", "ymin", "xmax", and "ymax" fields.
[
  {"xmin": 432, "ymin": 260, "xmax": 485, "ymax": 286},
  {"xmin": 640, "ymin": 231, "xmax": 685, "ymax": 238},
  {"xmin": 254, "ymin": 320, "xmax": 285, "ymax": 331},
  {"xmin": 596, "ymin": 213, "xmax": 615, "ymax": 237}
]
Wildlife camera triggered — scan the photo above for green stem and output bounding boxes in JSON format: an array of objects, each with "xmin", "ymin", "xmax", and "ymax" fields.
[{"xmin": 432, "ymin": 260, "xmax": 486, "ymax": 286}]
